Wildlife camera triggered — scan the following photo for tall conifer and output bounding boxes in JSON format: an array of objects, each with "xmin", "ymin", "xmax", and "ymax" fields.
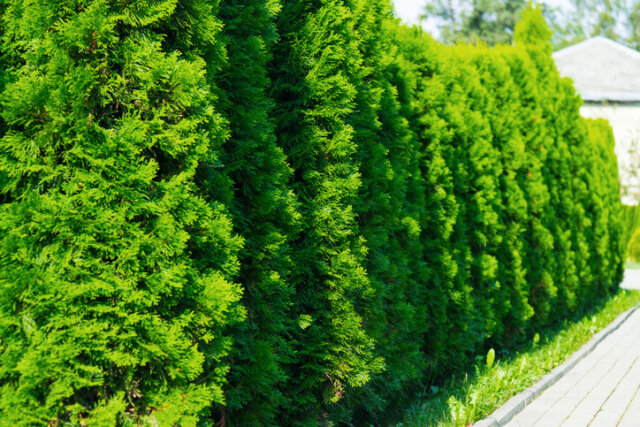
[
  {"xmin": 502, "ymin": 47, "xmax": 557, "ymax": 327},
  {"xmin": 516, "ymin": 6, "xmax": 578, "ymax": 317},
  {"xmin": 0, "ymin": 1, "xmax": 242, "ymax": 423},
  {"xmin": 444, "ymin": 47, "xmax": 505, "ymax": 346},
  {"xmin": 394, "ymin": 27, "xmax": 465, "ymax": 376},
  {"xmin": 469, "ymin": 48, "xmax": 534, "ymax": 343},
  {"xmin": 588, "ymin": 120, "xmax": 625, "ymax": 290},
  {"xmin": 269, "ymin": 0, "xmax": 382, "ymax": 421},
  {"xmin": 215, "ymin": 0, "xmax": 300, "ymax": 424},
  {"xmin": 342, "ymin": 2, "xmax": 431, "ymax": 420}
]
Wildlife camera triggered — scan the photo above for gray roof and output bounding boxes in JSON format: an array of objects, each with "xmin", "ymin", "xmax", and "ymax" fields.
[{"xmin": 553, "ymin": 36, "xmax": 640, "ymax": 102}]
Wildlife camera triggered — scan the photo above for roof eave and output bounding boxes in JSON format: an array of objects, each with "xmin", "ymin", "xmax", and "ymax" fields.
[{"xmin": 581, "ymin": 92, "xmax": 640, "ymax": 103}]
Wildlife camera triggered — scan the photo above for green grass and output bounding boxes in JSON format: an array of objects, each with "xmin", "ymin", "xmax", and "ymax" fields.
[{"xmin": 399, "ymin": 289, "xmax": 640, "ymax": 427}]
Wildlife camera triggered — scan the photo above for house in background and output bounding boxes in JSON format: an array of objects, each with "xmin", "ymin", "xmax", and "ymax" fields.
[{"xmin": 553, "ymin": 36, "xmax": 640, "ymax": 205}]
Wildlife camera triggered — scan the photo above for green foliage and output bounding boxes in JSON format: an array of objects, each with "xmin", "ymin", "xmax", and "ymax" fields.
[
  {"xmin": 515, "ymin": 3, "xmax": 553, "ymax": 47},
  {"xmin": 627, "ymin": 227, "xmax": 640, "ymax": 261},
  {"xmin": 0, "ymin": 0, "xmax": 11, "ymax": 204},
  {"xmin": 467, "ymin": 45, "xmax": 535, "ymax": 342},
  {"xmin": 0, "ymin": 0, "xmax": 243, "ymax": 423},
  {"xmin": 582, "ymin": 119, "xmax": 625, "ymax": 295},
  {"xmin": 335, "ymin": 2, "xmax": 440, "ymax": 421},
  {"xmin": 0, "ymin": 1, "xmax": 625, "ymax": 425},
  {"xmin": 268, "ymin": 0, "xmax": 383, "ymax": 422},
  {"xmin": 213, "ymin": 0, "xmax": 300, "ymax": 424},
  {"xmin": 499, "ymin": 43, "xmax": 557, "ymax": 328},
  {"xmin": 622, "ymin": 204, "xmax": 640, "ymax": 247}
]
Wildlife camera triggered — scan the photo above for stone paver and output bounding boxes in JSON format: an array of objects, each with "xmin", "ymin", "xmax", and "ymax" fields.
[
  {"xmin": 618, "ymin": 383, "xmax": 640, "ymax": 426},
  {"xmin": 505, "ymin": 305, "xmax": 640, "ymax": 427}
]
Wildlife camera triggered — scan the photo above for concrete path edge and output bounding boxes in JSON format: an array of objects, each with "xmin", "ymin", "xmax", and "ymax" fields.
[{"xmin": 473, "ymin": 303, "xmax": 640, "ymax": 427}]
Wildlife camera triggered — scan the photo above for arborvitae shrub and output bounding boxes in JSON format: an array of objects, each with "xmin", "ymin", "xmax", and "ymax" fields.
[
  {"xmin": 0, "ymin": 1, "xmax": 242, "ymax": 423},
  {"xmin": 584, "ymin": 118, "xmax": 625, "ymax": 290},
  {"xmin": 343, "ymin": 2, "xmax": 432, "ymax": 421},
  {"xmin": 468, "ymin": 46, "xmax": 534, "ymax": 344},
  {"xmin": 501, "ymin": 47, "xmax": 557, "ymax": 329},
  {"xmin": 394, "ymin": 26, "xmax": 466, "ymax": 380},
  {"xmin": 269, "ymin": 0, "xmax": 382, "ymax": 421},
  {"xmin": 214, "ymin": 0, "xmax": 300, "ymax": 424},
  {"xmin": 443, "ymin": 45, "xmax": 507, "ymax": 347},
  {"xmin": 514, "ymin": 6, "xmax": 582, "ymax": 318},
  {"xmin": 340, "ymin": 6, "xmax": 622, "ymax": 422}
]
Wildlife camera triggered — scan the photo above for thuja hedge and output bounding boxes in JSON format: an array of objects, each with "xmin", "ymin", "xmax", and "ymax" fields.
[{"xmin": 0, "ymin": 1, "xmax": 624, "ymax": 425}]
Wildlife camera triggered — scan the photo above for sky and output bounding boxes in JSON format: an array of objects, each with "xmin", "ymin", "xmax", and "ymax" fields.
[
  {"xmin": 392, "ymin": 0, "xmax": 573, "ymax": 34},
  {"xmin": 391, "ymin": 0, "xmax": 428, "ymax": 27}
]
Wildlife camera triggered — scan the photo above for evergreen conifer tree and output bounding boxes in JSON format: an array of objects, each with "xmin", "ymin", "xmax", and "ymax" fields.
[
  {"xmin": 394, "ymin": 27, "xmax": 466, "ymax": 376},
  {"xmin": 339, "ymin": 2, "xmax": 431, "ymax": 421},
  {"xmin": 269, "ymin": 0, "xmax": 383, "ymax": 421},
  {"xmin": 583, "ymin": 119, "xmax": 624, "ymax": 297},
  {"xmin": 0, "ymin": 1, "xmax": 242, "ymax": 423},
  {"xmin": 502, "ymin": 48, "xmax": 557, "ymax": 328},
  {"xmin": 515, "ymin": 6, "xmax": 580, "ymax": 317},
  {"xmin": 0, "ymin": 1, "xmax": 627, "ymax": 422},
  {"xmin": 558, "ymin": 89, "xmax": 597, "ymax": 306},
  {"xmin": 469, "ymin": 47, "xmax": 534, "ymax": 344},
  {"xmin": 446, "ymin": 47, "xmax": 505, "ymax": 346},
  {"xmin": 596, "ymin": 122, "xmax": 625, "ymax": 289},
  {"xmin": 214, "ymin": 0, "xmax": 301, "ymax": 424}
]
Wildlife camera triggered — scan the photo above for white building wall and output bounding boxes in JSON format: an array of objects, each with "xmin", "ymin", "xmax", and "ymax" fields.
[{"xmin": 580, "ymin": 104, "xmax": 640, "ymax": 205}]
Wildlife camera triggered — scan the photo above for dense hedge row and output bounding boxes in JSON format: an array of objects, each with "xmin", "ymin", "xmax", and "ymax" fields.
[{"xmin": 0, "ymin": 1, "xmax": 624, "ymax": 425}]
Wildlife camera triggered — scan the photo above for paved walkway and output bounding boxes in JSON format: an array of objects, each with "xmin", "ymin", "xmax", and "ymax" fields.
[
  {"xmin": 621, "ymin": 268, "xmax": 640, "ymax": 291},
  {"xmin": 505, "ymin": 269, "xmax": 640, "ymax": 426}
]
